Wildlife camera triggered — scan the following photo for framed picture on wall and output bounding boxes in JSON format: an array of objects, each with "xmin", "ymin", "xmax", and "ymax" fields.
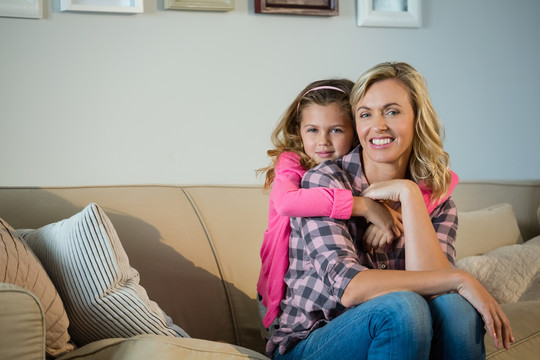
[
  {"xmin": 60, "ymin": 0, "xmax": 144, "ymax": 13},
  {"xmin": 164, "ymin": 0, "xmax": 234, "ymax": 11},
  {"xmin": 357, "ymin": 0, "xmax": 421, "ymax": 27},
  {"xmin": 255, "ymin": 0, "xmax": 338, "ymax": 16},
  {"xmin": 0, "ymin": 0, "xmax": 42, "ymax": 18}
]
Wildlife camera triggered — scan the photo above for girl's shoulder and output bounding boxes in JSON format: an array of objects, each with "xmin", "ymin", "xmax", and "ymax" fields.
[{"xmin": 276, "ymin": 151, "xmax": 302, "ymax": 168}]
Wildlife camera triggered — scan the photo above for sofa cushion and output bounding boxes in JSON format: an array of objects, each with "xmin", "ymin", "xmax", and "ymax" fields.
[
  {"xmin": 456, "ymin": 236, "xmax": 540, "ymax": 304},
  {"xmin": 456, "ymin": 203, "xmax": 521, "ymax": 260},
  {"xmin": 56, "ymin": 335, "xmax": 270, "ymax": 360},
  {"xmin": 0, "ymin": 217, "xmax": 74, "ymax": 357},
  {"xmin": 19, "ymin": 203, "xmax": 189, "ymax": 347}
]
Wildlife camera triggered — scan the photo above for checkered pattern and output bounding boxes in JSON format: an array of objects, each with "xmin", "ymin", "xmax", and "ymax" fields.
[{"xmin": 267, "ymin": 147, "xmax": 458, "ymax": 357}]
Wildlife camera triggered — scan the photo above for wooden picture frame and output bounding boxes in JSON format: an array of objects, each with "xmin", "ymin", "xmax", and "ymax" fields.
[
  {"xmin": 165, "ymin": 0, "xmax": 234, "ymax": 12},
  {"xmin": 255, "ymin": 0, "xmax": 338, "ymax": 16},
  {"xmin": 60, "ymin": 0, "xmax": 144, "ymax": 14},
  {"xmin": 0, "ymin": 0, "xmax": 42, "ymax": 19},
  {"xmin": 357, "ymin": 0, "xmax": 421, "ymax": 28}
]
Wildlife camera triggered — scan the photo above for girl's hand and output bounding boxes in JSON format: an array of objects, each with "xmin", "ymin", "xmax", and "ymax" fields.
[
  {"xmin": 361, "ymin": 198, "xmax": 402, "ymax": 244},
  {"xmin": 456, "ymin": 270, "xmax": 514, "ymax": 350},
  {"xmin": 363, "ymin": 207, "xmax": 403, "ymax": 252}
]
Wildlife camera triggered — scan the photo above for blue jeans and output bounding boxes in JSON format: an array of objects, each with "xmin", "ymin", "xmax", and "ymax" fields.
[{"xmin": 273, "ymin": 291, "xmax": 485, "ymax": 360}]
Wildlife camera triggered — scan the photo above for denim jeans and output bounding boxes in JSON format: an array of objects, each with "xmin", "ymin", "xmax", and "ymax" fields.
[{"xmin": 273, "ymin": 291, "xmax": 485, "ymax": 360}]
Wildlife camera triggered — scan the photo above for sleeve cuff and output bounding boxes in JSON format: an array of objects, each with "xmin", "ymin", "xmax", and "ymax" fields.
[{"xmin": 329, "ymin": 189, "xmax": 353, "ymax": 219}]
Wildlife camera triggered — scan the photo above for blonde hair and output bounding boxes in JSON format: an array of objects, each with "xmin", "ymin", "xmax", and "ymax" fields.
[
  {"xmin": 258, "ymin": 78, "xmax": 356, "ymax": 189},
  {"xmin": 350, "ymin": 62, "xmax": 451, "ymax": 200}
]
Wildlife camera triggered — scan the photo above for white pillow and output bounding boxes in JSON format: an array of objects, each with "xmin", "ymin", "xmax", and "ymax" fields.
[
  {"xmin": 456, "ymin": 203, "xmax": 521, "ymax": 260},
  {"xmin": 19, "ymin": 203, "xmax": 189, "ymax": 346},
  {"xmin": 456, "ymin": 236, "xmax": 540, "ymax": 304}
]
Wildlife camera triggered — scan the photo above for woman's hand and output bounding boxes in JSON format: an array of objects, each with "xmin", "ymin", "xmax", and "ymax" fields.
[
  {"xmin": 362, "ymin": 206, "xmax": 403, "ymax": 252},
  {"xmin": 455, "ymin": 270, "xmax": 514, "ymax": 350},
  {"xmin": 360, "ymin": 179, "xmax": 415, "ymax": 203}
]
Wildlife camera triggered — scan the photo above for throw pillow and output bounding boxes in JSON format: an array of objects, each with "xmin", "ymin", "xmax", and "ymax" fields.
[
  {"xmin": 0, "ymin": 217, "xmax": 74, "ymax": 357},
  {"xmin": 456, "ymin": 236, "xmax": 540, "ymax": 304},
  {"xmin": 18, "ymin": 203, "xmax": 189, "ymax": 347},
  {"xmin": 456, "ymin": 203, "xmax": 521, "ymax": 260}
]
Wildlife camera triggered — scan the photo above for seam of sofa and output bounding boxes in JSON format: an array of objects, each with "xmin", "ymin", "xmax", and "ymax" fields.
[
  {"xmin": 487, "ymin": 330, "xmax": 540, "ymax": 358},
  {"xmin": 180, "ymin": 188, "xmax": 240, "ymax": 346},
  {"xmin": 58, "ymin": 336, "xmax": 268, "ymax": 359}
]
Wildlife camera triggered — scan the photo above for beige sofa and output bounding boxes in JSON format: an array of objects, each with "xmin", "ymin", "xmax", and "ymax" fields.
[{"xmin": 0, "ymin": 181, "xmax": 539, "ymax": 359}]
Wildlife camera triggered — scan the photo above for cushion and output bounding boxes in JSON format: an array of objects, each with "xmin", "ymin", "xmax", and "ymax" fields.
[
  {"xmin": 56, "ymin": 335, "xmax": 270, "ymax": 360},
  {"xmin": 0, "ymin": 217, "xmax": 74, "ymax": 357},
  {"xmin": 456, "ymin": 236, "xmax": 540, "ymax": 304},
  {"xmin": 19, "ymin": 203, "xmax": 189, "ymax": 347},
  {"xmin": 456, "ymin": 203, "xmax": 521, "ymax": 260}
]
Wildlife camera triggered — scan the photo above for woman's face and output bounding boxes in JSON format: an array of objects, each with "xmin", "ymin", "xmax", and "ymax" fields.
[
  {"xmin": 354, "ymin": 79, "xmax": 415, "ymax": 171},
  {"xmin": 299, "ymin": 103, "xmax": 355, "ymax": 164}
]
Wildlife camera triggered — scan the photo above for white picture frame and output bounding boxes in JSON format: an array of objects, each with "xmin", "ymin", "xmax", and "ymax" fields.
[
  {"xmin": 60, "ymin": 0, "xmax": 143, "ymax": 13},
  {"xmin": 164, "ymin": 0, "xmax": 234, "ymax": 12},
  {"xmin": 0, "ymin": 0, "xmax": 42, "ymax": 19},
  {"xmin": 357, "ymin": 0, "xmax": 421, "ymax": 28}
]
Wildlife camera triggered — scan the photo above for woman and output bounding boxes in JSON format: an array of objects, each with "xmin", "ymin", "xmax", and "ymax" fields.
[{"xmin": 267, "ymin": 62, "xmax": 513, "ymax": 360}]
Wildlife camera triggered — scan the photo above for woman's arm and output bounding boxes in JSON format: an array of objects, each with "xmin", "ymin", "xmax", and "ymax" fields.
[
  {"xmin": 341, "ymin": 268, "xmax": 514, "ymax": 350},
  {"xmin": 361, "ymin": 179, "xmax": 450, "ymax": 270}
]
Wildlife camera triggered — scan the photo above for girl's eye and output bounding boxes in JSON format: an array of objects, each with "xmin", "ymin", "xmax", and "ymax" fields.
[
  {"xmin": 331, "ymin": 128, "xmax": 343, "ymax": 133},
  {"xmin": 306, "ymin": 128, "xmax": 318, "ymax": 133}
]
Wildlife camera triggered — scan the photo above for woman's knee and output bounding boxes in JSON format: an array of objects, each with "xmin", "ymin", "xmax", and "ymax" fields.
[
  {"xmin": 374, "ymin": 291, "xmax": 432, "ymax": 337},
  {"xmin": 430, "ymin": 293, "xmax": 484, "ymax": 330}
]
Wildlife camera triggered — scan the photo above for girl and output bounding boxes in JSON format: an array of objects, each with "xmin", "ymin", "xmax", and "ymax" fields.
[{"xmin": 256, "ymin": 79, "xmax": 402, "ymax": 337}]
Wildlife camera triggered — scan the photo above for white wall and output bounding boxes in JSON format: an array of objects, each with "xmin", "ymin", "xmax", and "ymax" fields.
[{"xmin": 1, "ymin": 0, "xmax": 539, "ymax": 187}]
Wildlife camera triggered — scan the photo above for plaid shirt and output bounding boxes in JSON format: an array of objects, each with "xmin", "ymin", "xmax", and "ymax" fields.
[{"xmin": 267, "ymin": 146, "xmax": 458, "ymax": 357}]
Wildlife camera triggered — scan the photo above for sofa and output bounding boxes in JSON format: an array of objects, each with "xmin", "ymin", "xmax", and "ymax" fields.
[{"xmin": 0, "ymin": 181, "xmax": 539, "ymax": 359}]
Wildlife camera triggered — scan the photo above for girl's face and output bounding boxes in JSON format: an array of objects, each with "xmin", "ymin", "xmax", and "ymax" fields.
[
  {"xmin": 299, "ymin": 103, "xmax": 355, "ymax": 164},
  {"xmin": 354, "ymin": 79, "xmax": 415, "ymax": 171}
]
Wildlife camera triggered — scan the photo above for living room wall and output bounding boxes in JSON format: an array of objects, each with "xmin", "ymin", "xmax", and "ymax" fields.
[{"xmin": 1, "ymin": 0, "xmax": 539, "ymax": 186}]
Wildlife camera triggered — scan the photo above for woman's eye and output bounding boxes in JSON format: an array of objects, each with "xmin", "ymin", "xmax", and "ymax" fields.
[
  {"xmin": 387, "ymin": 110, "xmax": 399, "ymax": 116},
  {"xmin": 358, "ymin": 113, "xmax": 370, "ymax": 119}
]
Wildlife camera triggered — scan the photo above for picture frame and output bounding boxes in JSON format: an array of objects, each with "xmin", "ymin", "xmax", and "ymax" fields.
[
  {"xmin": 357, "ymin": 0, "xmax": 421, "ymax": 28},
  {"xmin": 60, "ymin": 0, "xmax": 144, "ymax": 13},
  {"xmin": 255, "ymin": 0, "xmax": 338, "ymax": 16},
  {"xmin": 164, "ymin": 0, "xmax": 234, "ymax": 12},
  {"xmin": 0, "ymin": 0, "xmax": 42, "ymax": 19}
]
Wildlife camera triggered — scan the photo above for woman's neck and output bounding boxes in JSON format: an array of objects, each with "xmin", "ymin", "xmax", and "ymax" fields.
[{"xmin": 361, "ymin": 152, "xmax": 409, "ymax": 184}]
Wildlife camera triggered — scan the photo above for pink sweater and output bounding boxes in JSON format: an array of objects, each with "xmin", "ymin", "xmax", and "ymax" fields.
[
  {"xmin": 256, "ymin": 151, "xmax": 459, "ymax": 328},
  {"xmin": 257, "ymin": 152, "xmax": 353, "ymax": 327}
]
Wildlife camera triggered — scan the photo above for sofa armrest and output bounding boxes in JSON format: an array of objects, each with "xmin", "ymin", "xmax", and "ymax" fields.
[{"xmin": 0, "ymin": 283, "xmax": 45, "ymax": 360}]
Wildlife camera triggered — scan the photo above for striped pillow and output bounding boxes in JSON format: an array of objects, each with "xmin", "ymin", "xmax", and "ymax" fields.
[
  {"xmin": 0, "ymin": 217, "xmax": 74, "ymax": 357},
  {"xmin": 19, "ymin": 203, "xmax": 189, "ymax": 346}
]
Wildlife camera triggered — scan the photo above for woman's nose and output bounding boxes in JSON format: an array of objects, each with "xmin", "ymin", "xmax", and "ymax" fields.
[{"xmin": 373, "ymin": 114, "xmax": 388, "ymax": 132}]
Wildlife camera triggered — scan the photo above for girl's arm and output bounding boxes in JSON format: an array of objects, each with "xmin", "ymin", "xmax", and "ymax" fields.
[
  {"xmin": 272, "ymin": 153, "xmax": 353, "ymax": 219},
  {"xmin": 273, "ymin": 153, "xmax": 399, "ymax": 238}
]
